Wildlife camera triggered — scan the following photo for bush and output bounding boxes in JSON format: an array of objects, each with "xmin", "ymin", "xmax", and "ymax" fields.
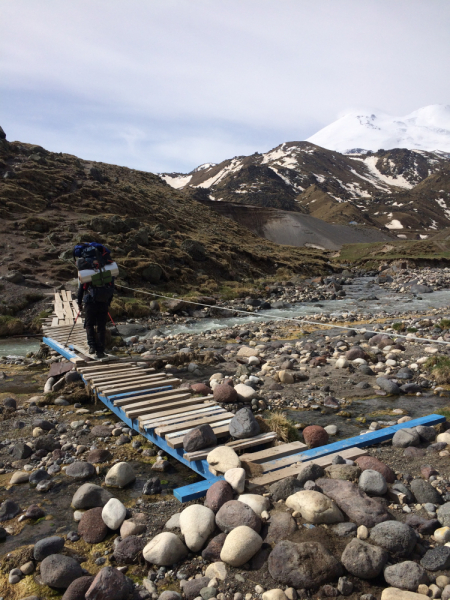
[
  {"xmin": 440, "ymin": 319, "xmax": 450, "ymax": 330},
  {"xmin": 392, "ymin": 322, "xmax": 405, "ymax": 332},
  {"xmin": 256, "ymin": 411, "xmax": 299, "ymax": 442},
  {"xmin": 0, "ymin": 316, "xmax": 24, "ymax": 336},
  {"xmin": 424, "ymin": 355, "xmax": 450, "ymax": 384}
]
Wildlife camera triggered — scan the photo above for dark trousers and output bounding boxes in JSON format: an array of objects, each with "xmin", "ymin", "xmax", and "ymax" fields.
[{"xmin": 84, "ymin": 302, "xmax": 108, "ymax": 351}]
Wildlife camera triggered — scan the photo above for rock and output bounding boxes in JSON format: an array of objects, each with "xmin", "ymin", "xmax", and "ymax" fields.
[
  {"xmin": 10, "ymin": 442, "xmax": 32, "ymax": 460},
  {"xmin": 316, "ymin": 478, "xmax": 391, "ymax": 527},
  {"xmin": 393, "ymin": 482, "xmax": 415, "ymax": 504},
  {"xmin": 270, "ymin": 476, "xmax": 303, "ymax": 501},
  {"xmin": 369, "ymin": 521, "xmax": 416, "ymax": 557},
  {"xmin": 234, "ymin": 383, "xmax": 257, "ymax": 402},
  {"xmin": 286, "ymin": 491, "xmax": 344, "ymax": 524},
  {"xmin": 65, "ymin": 461, "xmax": 96, "ymax": 480},
  {"xmin": 183, "ymin": 577, "xmax": 211, "ymax": 600},
  {"xmin": 40, "ymin": 554, "xmax": 83, "ymax": 588},
  {"xmin": 302, "ymin": 425, "xmax": 329, "ymax": 448},
  {"xmin": 204, "ymin": 561, "xmax": 228, "ymax": 580},
  {"xmin": 216, "ymin": 500, "xmax": 261, "ymax": 533},
  {"xmin": 355, "ymin": 456, "xmax": 395, "ymax": 483},
  {"xmin": 341, "ymin": 538, "xmax": 388, "ymax": 579},
  {"xmin": 183, "ymin": 424, "xmax": 217, "ymax": 452},
  {"xmin": 420, "ymin": 546, "xmax": 450, "ymax": 571},
  {"xmin": 224, "ymin": 467, "xmax": 246, "ymax": 493},
  {"xmin": 202, "ymin": 533, "xmax": 227, "ymax": 561},
  {"xmin": 392, "ymin": 428, "xmax": 420, "ymax": 448},
  {"xmin": 331, "ymin": 522, "xmax": 357, "ymax": 537},
  {"xmin": 85, "ymin": 566, "xmax": 132, "ymax": 600},
  {"xmin": 71, "ymin": 483, "xmax": 113, "ymax": 509},
  {"xmin": 220, "ymin": 525, "xmax": 263, "ymax": 566},
  {"xmin": 62, "ymin": 575, "xmax": 95, "ymax": 600},
  {"xmin": 164, "ymin": 513, "xmax": 180, "ymax": 530},
  {"xmin": 384, "ymin": 561, "xmax": 429, "ymax": 591},
  {"xmin": 120, "ymin": 518, "xmax": 146, "ymax": 539},
  {"xmin": 406, "ymin": 514, "xmax": 440, "ymax": 534},
  {"xmin": 24, "ymin": 504, "xmax": 45, "ymax": 520},
  {"xmin": 262, "ymin": 591, "xmax": 288, "ymax": 600},
  {"xmin": 29, "ymin": 469, "xmax": 50, "ymax": 487},
  {"xmin": 335, "ymin": 358, "xmax": 349, "ymax": 369},
  {"xmin": 213, "ymin": 384, "xmax": 238, "ymax": 404},
  {"xmin": 78, "ymin": 507, "xmax": 108, "ymax": 543},
  {"xmin": 180, "ymin": 504, "xmax": 215, "ymax": 552},
  {"xmin": 33, "ymin": 535, "xmax": 65, "ymax": 560},
  {"xmin": 0, "ymin": 499, "xmax": 21, "ymax": 521},
  {"xmin": 102, "ymin": 498, "xmax": 127, "ymax": 530},
  {"xmin": 337, "ymin": 576, "xmax": 353, "ymax": 596},
  {"xmin": 229, "ymin": 407, "xmax": 260, "ymax": 439},
  {"xmin": 358, "ymin": 470, "xmax": 387, "ymax": 496},
  {"xmin": 205, "ymin": 481, "xmax": 234, "ymax": 513},
  {"xmin": 237, "ymin": 346, "xmax": 259, "ymax": 358},
  {"xmin": 268, "ymin": 540, "xmax": 343, "ymax": 589},
  {"xmin": 438, "ymin": 503, "xmax": 450, "ymax": 526},
  {"xmin": 87, "ymin": 448, "xmax": 113, "ymax": 463},
  {"xmin": 151, "ymin": 458, "xmax": 170, "ymax": 472},
  {"xmin": 238, "ymin": 493, "xmax": 270, "ymax": 516},
  {"xmin": 325, "ymin": 464, "xmax": 361, "ymax": 481},
  {"xmin": 381, "ymin": 590, "xmax": 425, "ymax": 600},
  {"xmin": 114, "ymin": 535, "xmax": 146, "ymax": 564},
  {"xmin": 346, "ymin": 347, "xmax": 367, "ymax": 360},
  {"xmin": 142, "ymin": 477, "xmax": 162, "ymax": 495},
  {"xmin": 436, "ymin": 432, "xmax": 450, "ymax": 444},
  {"xmin": 297, "ymin": 462, "xmax": 325, "ymax": 485},
  {"xmin": 416, "ymin": 425, "xmax": 436, "ymax": 442},
  {"xmin": 10, "ymin": 471, "xmax": 30, "ymax": 485},
  {"xmin": 376, "ymin": 377, "xmax": 401, "ymax": 395},
  {"xmin": 266, "ymin": 512, "xmax": 297, "ymax": 544},
  {"xmin": 190, "ymin": 383, "xmax": 211, "ymax": 395},
  {"xmin": 91, "ymin": 425, "xmax": 114, "ymax": 437},
  {"xmin": 207, "ymin": 446, "xmax": 241, "ymax": 473},
  {"xmin": 143, "ymin": 532, "xmax": 188, "ymax": 565},
  {"xmin": 411, "ymin": 479, "xmax": 442, "ymax": 504},
  {"xmin": 278, "ymin": 370, "xmax": 294, "ymax": 384},
  {"xmin": 105, "ymin": 462, "xmax": 135, "ymax": 487}
]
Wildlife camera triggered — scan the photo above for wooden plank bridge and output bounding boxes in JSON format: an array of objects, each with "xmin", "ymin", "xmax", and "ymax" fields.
[{"xmin": 42, "ymin": 292, "xmax": 446, "ymax": 502}]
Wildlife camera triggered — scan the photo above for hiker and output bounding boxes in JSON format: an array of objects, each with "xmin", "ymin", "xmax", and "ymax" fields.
[{"xmin": 74, "ymin": 242, "xmax": 116, "ymax": 358}]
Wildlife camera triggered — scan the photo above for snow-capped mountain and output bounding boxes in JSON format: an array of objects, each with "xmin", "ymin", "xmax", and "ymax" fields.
[
  {"xmin": 307, "ymin": 105, "xmax": 450, "ymax": 153},
  {"xmin": 160, "ymin": 140, "xmax": 450, "ymax": 236}
]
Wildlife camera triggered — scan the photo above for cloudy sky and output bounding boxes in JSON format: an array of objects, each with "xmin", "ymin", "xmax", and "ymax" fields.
[{"xmin": 2, "ymin": 1, "xmax": 449, "ymax": 173}]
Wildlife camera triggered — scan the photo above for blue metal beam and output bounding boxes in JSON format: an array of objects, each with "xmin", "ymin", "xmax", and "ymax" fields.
[{"xmin": 43, "ymin": 337, "xmax": 79, "ymax": 360}]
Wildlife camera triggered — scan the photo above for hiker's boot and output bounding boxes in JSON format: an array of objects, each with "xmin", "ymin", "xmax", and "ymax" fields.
[
  {"xmin": 96, "ymin": 350, "xmax": 106, "ymax": 358},
  {"xmin": 89, "ymin": 346, "xmax": 96, "ymax": 355}
]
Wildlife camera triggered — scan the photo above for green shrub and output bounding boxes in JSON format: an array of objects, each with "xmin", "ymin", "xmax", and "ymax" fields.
[
  {"xmin": 424, "ymin": 355, "xmax": 450, "ymax": 384},
  {"xmin": 0, "ymin": 316, "xmax": 24, "ymax": 336}
]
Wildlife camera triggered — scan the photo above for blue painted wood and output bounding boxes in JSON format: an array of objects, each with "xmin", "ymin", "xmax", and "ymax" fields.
[
  {"xmin": 260, "ymin": 414, "xmax": 446, "ymax": 473},
  {"xmin": 107, "ymin": 386, "xmax": 173, "ymax": 401},
  {"xmin": 173, "ymin": 476, "xmax": 223, "ymax": 503},
  {"xmin": 43, "ymin": 337, "xmax": 79, "ymax": 360}
]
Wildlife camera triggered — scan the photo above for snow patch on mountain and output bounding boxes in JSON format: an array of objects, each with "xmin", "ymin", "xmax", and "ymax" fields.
[
  {"xmin": 307, "ymin": 105, "xmax": 450, "ymax": 153},
  {"xmin": 160, "ymin": 174, "xmax": 192, "ymax": 189}
]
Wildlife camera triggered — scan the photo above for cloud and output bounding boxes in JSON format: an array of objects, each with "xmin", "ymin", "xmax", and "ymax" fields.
[{"xmin": 1, "ymin": 0, "xmax": 449, "ymax": 171}]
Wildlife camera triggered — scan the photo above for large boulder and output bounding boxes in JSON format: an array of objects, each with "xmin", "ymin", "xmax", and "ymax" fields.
[
  {"xmin": 297, "ymin": 462, "xmax": 325, "ymax": 486},
  {"xmin": 213, "ymin": 384, "xmax": 238, "ymax": 404},
  {"xmin": 85, "ymin": 566, "xmax": 132, "ymax": 600},
  {"xmin": 341, "ymin": 538, "xmax": 388, "ymax": 579},
  {"xmin": 268, "ymin": 541, "xmax": 343, "ymax": 590},
  {"xmin": 355, "ymin": 456, "xmax": 395, "ymax": 483},
  {"xmin": 179, "ymin": 504, "xmax": 215, "ymax": 552},
  {"xmin": 33, "ymin": 536, "xmax": 65, "ymax": 561},
  {"xmin": 420, "ymin": 547, "xmax": 450, "ymax": 571},
  {"xmin": 78, "ymin": 507, "xmax": 108, "ymax": 543},
  {"xmin": 410, "ymin": 478, "xmax": 442, "ymax": 505},
  {"xmin": 102, "ymin": 498, "xmax": 127, "ymax": 530},
  {"xmin": 376, "ymin": 377, "xmax": 401, "ymax": 395},
  {"xmin": 220, "ymin": 525, "xmax": 263, "ymax": 567},
  {"xmin": 358, "ymin": 470, "xmax": 388, "ymax": 496},
  {"xmin": 216, "ymin": 500, "xmax": 261, "ymax": 533},
  {"xmin": 316, "ymin": 478, "xmax": 392, "ymax": 527},
  {"xmin": 392, "ymin": 428, "xmax": 420, "ymax": 448},
  {"xmin": 302, "ymin": 425, "xmax": 329, "ymax": 448},
  {"xmin": 384, "ymin": 561, "xmax": 429, "ymax": 591},
  {"xmin": 207, "ymin": 446, "xmax": 241, "ymax": 473},
  {"xmin": 229, "ymin": 407, "xmax": 260, "ymax": 439},
  {"xmin": 369, "ymin": 521, "xmax": 416, "ymax": 557},
  {"xmin": 71, "ymin": 483, "xmax": 113, "ymax": 509},
  {"xmin": 65, "ymin": 461, "xmax": 96, "ymax": 480},
  {"xmin": 143, "ymin": 532, "xmax": 188, "ymax": 566},
  {"xmin": 266, "ymin": 512, "xmax": 297, "ymax": 545},
  {"xmin": 285, "ymin": 491, "xmax": 344, "ymax": 524},
  {"xmin": 270, "ymin": 476, "xmax": 303, "ymax": 501},
  {"xmin": 113, "ymin": 536, "xmax": 146, "ymax": 565},
  {"xmin": 62, "ymin": 576, "xmax": 95, "ymax": 600},
  {"xmin": 204, "ymin": 481, "xmax": 234, "ymax": 513},
  {"xmin": 104, "ymin": 462, "xmax": 135, "ymax": 488},
  {"xmin": 183, "ymin": 424, "xmax": 217, "ymax": 452},
  {"xmin": 437, "ymin": 502, "xmax": 450, "ymax": 527},
  {"xmin": 238, "ymin": 494, "xmax": 270, "ymax": 517},
  {"xmin": 40, "ymin": 554, "xmax": 83, "ymax": 588}
]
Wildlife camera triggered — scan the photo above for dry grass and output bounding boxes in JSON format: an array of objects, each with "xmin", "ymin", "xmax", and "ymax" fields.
[
  {"xmin": 256, "ymin": 411, "xmax": 299, "ymax": 442},
  {"xmin": 425, "ymin": 355, "xmax": 450, "ymax": 384}
]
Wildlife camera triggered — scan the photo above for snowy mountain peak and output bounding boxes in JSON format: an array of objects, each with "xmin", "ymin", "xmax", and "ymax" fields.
[{"xmin": 307, "ymin": 104, "xmax": 450, "ymax": 153}]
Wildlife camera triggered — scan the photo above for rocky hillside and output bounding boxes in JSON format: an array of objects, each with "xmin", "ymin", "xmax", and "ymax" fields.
[
  {"xmin": 0, "ymin": 129, "xmax": 331, "ymax": 301},
  {"xmin": 162, "ymin": 142, "xmax": 450, "ymax": 236}
]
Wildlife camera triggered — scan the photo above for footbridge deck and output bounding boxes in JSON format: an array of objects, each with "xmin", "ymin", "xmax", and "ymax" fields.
[{"xmin": 42, "ymin": 292, "xmax": 446, "ymax": 502}]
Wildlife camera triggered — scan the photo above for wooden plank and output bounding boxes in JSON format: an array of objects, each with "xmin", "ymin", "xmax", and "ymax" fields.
[
  {"xmin": 61, "ymin": 290, "xmax": 67, "ymax": 301},
  {"xmin": 101, "ymin": 378, "xmax": 180, "ymax": 394},
  {"xmin": 94, "ymin": 374, "xmax": 166, "ymax": 389},
  {"xmin": 156, "ymin": 411, "xmax": 233, "ymax": 436},
  {"xmin": 66, "ymin": 290, "xmax": 72, "ymax": 301},
  {"xmin": 87, "ymin": 370, "xmax": 155, "ymax": 383},
  {"xmin": 136, "ymin": 399, "xmax": 216, "ymax": 423},
  {"xmin": 125, "ymin": 393, "xmax": 193, "ymax": 417},
  {"xmin": 183, "ymin": 432, "xmax": 278, "ymax": 462},
  {"xmin": 96, "ymin": 375, "xmax": 168, "ymax": 393},
  {"xmin": 146, "ymin": 405, "xmax": 224, "ymax": 428},
  {"xmin": 240, "ymin": 441, "xmax": 307, "ymax": 464},
  {"xmin": 248, "ymin": 448, "xmax": 368, "ymax": 487},
  {"xmin": 114, "ymin": 388, "xmax": 193, "ymax": 408},
  {"xmin": 141, "ymin": 404, "xmax": 218, "ymax": 427},
  {"xmin": 166, "ymin": 423, "xmax": 231, "ymax": 448},
  {"xmin": 51, "ymin": 317, "xmax": 59, "ymax": 327},
  {"xmin": 78, "ymin": 362, "xmax": 136, "ymax": 373}
]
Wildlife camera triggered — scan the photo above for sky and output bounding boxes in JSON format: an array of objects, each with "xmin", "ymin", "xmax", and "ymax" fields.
[{"xmin": 1, "ymin": 0, "xmax": 450, "ymax": 173}]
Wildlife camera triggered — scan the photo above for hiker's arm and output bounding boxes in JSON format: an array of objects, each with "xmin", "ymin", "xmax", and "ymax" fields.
[{"xmin": 77, "ymin": 284, "xmax": 84, "ymax": 308}]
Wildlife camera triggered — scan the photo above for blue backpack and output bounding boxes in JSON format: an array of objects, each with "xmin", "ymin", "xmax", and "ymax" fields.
[{"xmin": 73, "ymin": 242, "xmax": 111, "ymax": 267}]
